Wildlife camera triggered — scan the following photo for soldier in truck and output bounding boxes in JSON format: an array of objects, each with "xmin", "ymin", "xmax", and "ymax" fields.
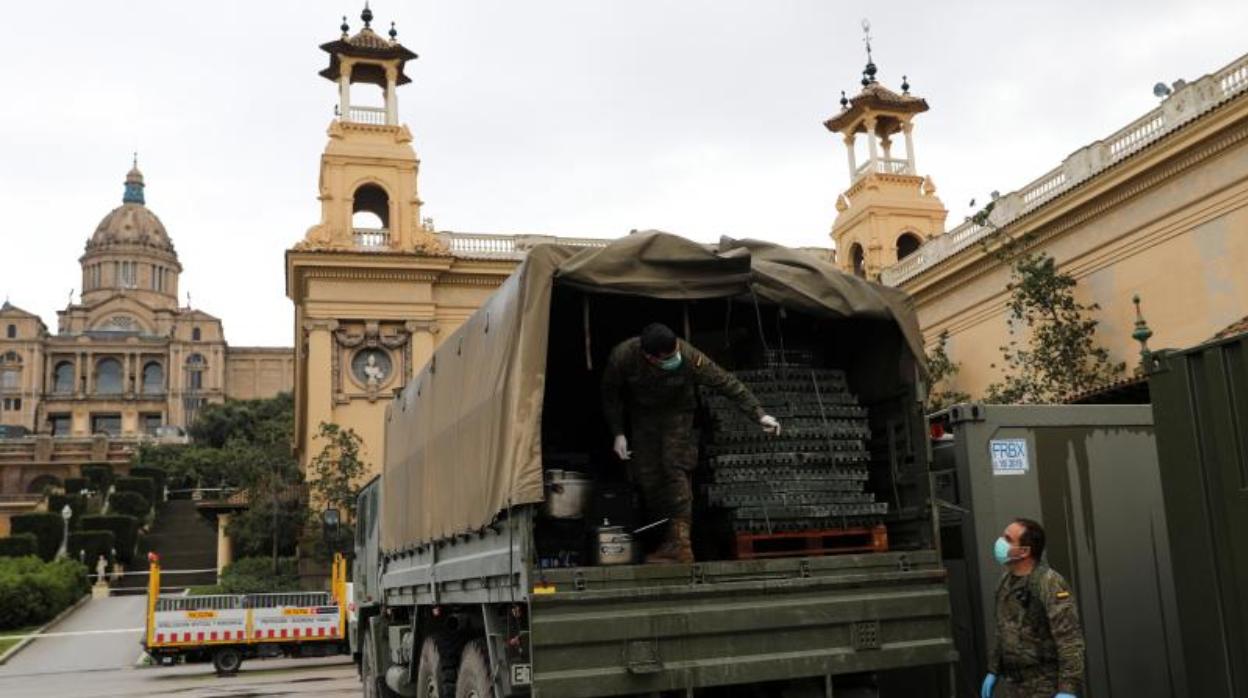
[{"xmin": 601, "ymin": 322, "xmax": 781, "ymax": 563}]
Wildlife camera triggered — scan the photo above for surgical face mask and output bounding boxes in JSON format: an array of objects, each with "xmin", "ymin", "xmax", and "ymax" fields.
[
  {"xmin": 993, "ymin": 537, "xmax": 1013, "ymax": 565},
  {"xmin": 658, "ymin": 352, "xmax": 683, "ymax": 371}
]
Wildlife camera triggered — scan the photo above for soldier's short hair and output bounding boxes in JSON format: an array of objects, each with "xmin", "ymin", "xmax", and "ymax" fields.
[
  {"xmin": 640, "ymin": 323, "xmax": 678, "ymax": 356},
  {"xmin": 1013, "ymin": 517, "xmax": 1046, "ymax": 560}
]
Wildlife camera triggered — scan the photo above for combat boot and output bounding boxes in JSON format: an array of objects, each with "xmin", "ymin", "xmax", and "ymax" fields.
[{"xmin": 645, "ymin": 520, "xmax": 694, "ymax": 564}]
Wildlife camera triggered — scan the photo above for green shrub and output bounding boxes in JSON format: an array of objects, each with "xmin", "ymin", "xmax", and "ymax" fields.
[
  {"xmin": 108, "ymin": 491, "xmax": 151, "ymax": 519},
  {"xmin": 48, "ymin": 494, "xmax": 88, "ymax": 529},
  {"xmin": 113, "ymin": 477, "xmax": 156, "ymax": 507},
  {"xmin": 10, "ymin": 513, "xmax": 65, "ymax": 561},
  {"xmin": 211, "ymin": 556, "xmax": 299, "ymax": 594},
  {"xmin": 0, "ymin": 557, "xmax": 88, "ymax": 629},
  {"xmin": 65, "ymin": 530, "xmax": 115, "ymax": 568},
  {"xmin": 79, "ymin": 515, "xmax": 139, "ymax": 564},
  {"xmin": 64, "ymin": 478, "xmax": 87, "ymax": 495},
  {"xmin": 81, "ymin": 464, "xmax": 113, "ymax": 492},
  {"xmin": 0, "ymin": 535, "xmax": 38, "ymax": 558},
  {"xmin": 127, "ymin": 466, "xmax": 166, "ymax": 500}
]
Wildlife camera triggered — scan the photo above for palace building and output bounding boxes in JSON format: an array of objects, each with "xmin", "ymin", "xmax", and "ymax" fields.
[
  {"xmin": 828, "ymin": 47, "xmax": 1248, "ymax": 398},
  {"xmin": 0, "ymin": 163, "xmax": 294, "ymax": 496}
]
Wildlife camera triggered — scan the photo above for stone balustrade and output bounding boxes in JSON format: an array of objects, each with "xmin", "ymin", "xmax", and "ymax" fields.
[{"xmin": 881, "ymin": 51, "xmax": 1248, "ymax": 287}]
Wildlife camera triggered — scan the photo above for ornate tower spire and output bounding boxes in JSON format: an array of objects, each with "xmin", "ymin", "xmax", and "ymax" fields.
[{"xmin": 123, "ymin": 154, "xmax": 145, "ymax": 205}]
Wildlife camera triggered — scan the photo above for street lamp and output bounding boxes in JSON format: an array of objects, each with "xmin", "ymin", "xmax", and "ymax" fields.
[{"xmin": 56, "ymin": 504, "xmax": 72, "ymax": 559}]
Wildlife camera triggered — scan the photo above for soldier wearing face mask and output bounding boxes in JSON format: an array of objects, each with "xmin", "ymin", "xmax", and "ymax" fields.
[
  {"xmin": 601, "ymin": 323, "xmax": 780, "ymax": 563},
  {"xmin": 982, "ymin": 518, "xmax": 1086, "ymax": 698}
]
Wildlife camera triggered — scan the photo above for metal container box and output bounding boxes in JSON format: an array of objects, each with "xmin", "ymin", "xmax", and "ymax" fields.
[
  {"xmin": 1149, "ymin": 333, "xmax": 1248, "ymax": 698},
  {"xmin": 932, "ymin": 403, "xmax": 1185, "ymax": 698}
]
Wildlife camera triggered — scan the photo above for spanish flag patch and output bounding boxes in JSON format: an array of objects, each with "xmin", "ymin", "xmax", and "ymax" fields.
[{"xmin": 1055, "ymin": 591, "xmax": 1071, "ymax": 599}]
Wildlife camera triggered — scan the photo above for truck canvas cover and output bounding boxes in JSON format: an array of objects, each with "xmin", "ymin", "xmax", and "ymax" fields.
[{"xmin": 381, "ymin": 232, "xmax": 926, "ymax": 550}]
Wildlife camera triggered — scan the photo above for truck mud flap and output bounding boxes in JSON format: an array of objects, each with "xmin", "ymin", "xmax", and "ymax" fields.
[{"xmin": 528, "ymin": 551, "xmax": 956, "ymax": 698}]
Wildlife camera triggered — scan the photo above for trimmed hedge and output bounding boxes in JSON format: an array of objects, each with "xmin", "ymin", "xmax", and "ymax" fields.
[
  {"xmin": 0, "ymin": 534, "xmax": 38, "ymax": 558},
  {"xmin": 81, "ymin": 464, "xmax": 113, "ymax": 492},
  {"xmin": 48, "ymin": 494, "xmax": 88, "ymax": 529},
  {"xmin": 64, "ymin": 477, "xmax": 87, "ymax": 495},
  {"xmin": 79, "ymin": 515, "xmax": 139, "ymax": 564},
  {"xmin": 66, "ymin": 530, "xmax": 115, "ymax": 568},
  {"xmin": 10, "ymin": 513, "xmax": 65, "ymax": 561},
  {"xmin": 0, "ymin": 557, "xmax": 89, "ymax": 629},
  {"xmin": 113, "ymin": 476, "xmax": 156, "ymax": 508},
  {"xmin": 108, "ymin": 491, "xmax": 151, "ymax": 519},
  {"xmin": 127, "ymin": 466, "xmax": 166, "ymax": 500}
]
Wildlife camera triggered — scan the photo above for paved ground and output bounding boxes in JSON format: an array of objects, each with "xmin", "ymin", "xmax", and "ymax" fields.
[{"xmin": 0, "ymin": 596, "xmax": 360, "ymax": 697}]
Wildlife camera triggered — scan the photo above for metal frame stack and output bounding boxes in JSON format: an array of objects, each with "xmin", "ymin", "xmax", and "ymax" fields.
[{"xmin": 701, "ymin": 362, "xmax": 888, "ymax": 534}]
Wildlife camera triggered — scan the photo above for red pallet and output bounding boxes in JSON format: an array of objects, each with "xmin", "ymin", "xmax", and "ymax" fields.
[{"xmin": 732, "ymin": 524, "xmax": 888, "ymax": 560}]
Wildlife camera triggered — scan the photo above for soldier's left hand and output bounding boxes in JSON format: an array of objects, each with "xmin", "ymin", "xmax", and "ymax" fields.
[{"xmin": 760, "ymin": 415, "xmax": 781, "ymax": 435}]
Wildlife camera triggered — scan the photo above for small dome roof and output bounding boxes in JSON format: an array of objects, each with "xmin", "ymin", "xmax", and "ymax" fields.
[{"xmin": 85, "ymin": 163, "xmax": 177, "ymax": 257}]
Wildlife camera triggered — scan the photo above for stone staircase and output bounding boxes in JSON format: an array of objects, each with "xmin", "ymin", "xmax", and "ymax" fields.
[{"xmin": 121, "ymin": 498, "xmax": 218, "ymax": 594}]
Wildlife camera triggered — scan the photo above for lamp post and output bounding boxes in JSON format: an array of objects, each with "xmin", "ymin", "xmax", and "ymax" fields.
[{"xmin": 56, "ymin": 504, "xmax": 72, "ymax": 559}]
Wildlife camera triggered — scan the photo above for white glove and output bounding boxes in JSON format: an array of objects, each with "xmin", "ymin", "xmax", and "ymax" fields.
[
  {"xmin": 760, "ymin": 415, "xmax": 781, "ymax": 435},
  {"xmin": 613, "ymin": 434, "xmax": 632, "ymax": 460}
]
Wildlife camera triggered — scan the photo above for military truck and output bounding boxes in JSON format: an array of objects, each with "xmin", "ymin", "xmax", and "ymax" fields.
[{"xmin": 351, "ymin": 233, "xmax": 956, "ymax": 697}]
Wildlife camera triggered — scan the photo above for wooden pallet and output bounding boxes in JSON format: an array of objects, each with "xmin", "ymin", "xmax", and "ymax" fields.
[{"xmin": 732, "ymin": 524, "xmax": 888, "ymax": 560}]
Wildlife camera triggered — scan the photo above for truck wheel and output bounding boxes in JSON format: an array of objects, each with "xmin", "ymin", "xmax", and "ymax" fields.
[
  {"xmin": 455, "ymin": 640, "xmax": 494, "ymax": 698},
  {"xmin": 362, "ymin": 621, "xmax": 398, "ymax": 698},
  {"xmin": 212, "ymin": 647, "xmax": 243, "ymax": 675},
  {"xmin": 416, "ymin": 632, "xmax": 464, "ymax": 698}
]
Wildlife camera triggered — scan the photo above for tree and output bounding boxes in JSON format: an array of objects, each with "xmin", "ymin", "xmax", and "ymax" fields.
[
  {"xmin": 925, "ymin": 331, "xmax": 971, "ymax": 412},
  {"xmin": 307, "ymin": 422, "xmax": 367, "ymax": 522},
  {"xmin": 985, "ymin": 251, "xmax": 1125, "ymax": 403}
]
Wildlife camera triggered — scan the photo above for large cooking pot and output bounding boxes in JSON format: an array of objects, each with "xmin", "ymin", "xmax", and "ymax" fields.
[
  {"xmin": 595, "ymin": 521, "xmax": 637, "ymax": 565},
  {"xmin": 543, "ymin": 470, "xmax": 592, "ymax": 519}
]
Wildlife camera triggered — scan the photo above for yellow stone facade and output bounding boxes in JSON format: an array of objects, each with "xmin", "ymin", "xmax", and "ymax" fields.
[
  {"xmin": 850, "ymin": 52, "xmax": 1248, "ymax": 399},
  {"xmin": 287, "ymin": 12, "xmax": 525, "ymax": 478},
  {"xmin": 0, "ymin": 165, "xmax": 294, "ymax": 447}
]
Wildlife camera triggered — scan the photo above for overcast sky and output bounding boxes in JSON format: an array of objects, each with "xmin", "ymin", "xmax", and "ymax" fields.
[{"xmin": 2, "ymin": 0, "xmax": 1245, "ymax": 347}]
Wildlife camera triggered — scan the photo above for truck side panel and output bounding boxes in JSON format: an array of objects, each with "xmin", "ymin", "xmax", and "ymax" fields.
[{"xmin": 529, "ymin": 552, "xmax": 955, "ymax": 697}]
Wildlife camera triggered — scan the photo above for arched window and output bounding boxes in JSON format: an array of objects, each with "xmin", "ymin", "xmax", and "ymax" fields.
[
  {"xmin": 96, "ymin": 358, "xmax": 123, "ymax": 394},
  {"xmin": 192, "ymin": 327, "xmax": 201, "ymax": 342},
  {"xmin": 352, "ymin": 183, "xmax": 391, "ymax": 247},
  {"xmin": 896, "ymin": 232, "xmax": 922, "ymax": 261},
  {"xmin": 186, "ymin": 353, "xmax": 206, "ymax": 391},
  {"xmin": 142, "ymin": 362, "xmax": 164, "ymax": 394},
  {"xmin": 53, "ymin": 361, "xmax": 75, "ymax": 394},
  {"xmin": 5, "ymin": 324, "xmax": 14, "ymax": 339},
  {"xmin": 0, "ymin": 351, "xmax": 20, "ymax": 390},
  {"xmin": 850, "ymin": 243, "xmax": 866, "ymax": 278}
]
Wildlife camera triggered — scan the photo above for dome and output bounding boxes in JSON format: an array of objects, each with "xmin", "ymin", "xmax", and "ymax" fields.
[{"xmin": 84, "ymin": 164, "xmax": 177, "ymax": 257}]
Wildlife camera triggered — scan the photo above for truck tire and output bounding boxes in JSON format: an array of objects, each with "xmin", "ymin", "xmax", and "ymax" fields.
[
  {"xmin": 454, "ymin": 640, "xmax": 494, "ymax": 698},
  {"xmin": 416, "ymin": 632, "xmax": 464, "ymax": 698},
  {"xmin": 362, "ymin": 621, "xmax": 398, "ymax": 698},
  {"xmin": 212, "ymin": 647, "xmax": 243, "ymax": 675}
]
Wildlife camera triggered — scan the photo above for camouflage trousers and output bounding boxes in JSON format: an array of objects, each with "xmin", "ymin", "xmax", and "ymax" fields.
[
  {"xmin": 629, "ymin": 412, "xmax": 697, "ymax": 523},
  {"xmin": 994, "ymin": 667, "xmax": 1059, "ymax": 698}
]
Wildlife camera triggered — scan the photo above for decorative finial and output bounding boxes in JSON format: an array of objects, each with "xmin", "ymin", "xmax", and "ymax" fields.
[
  {"xmin": 361, "ymin": 2, "xmax": 373, "ymax": 29},
  {"xmin": 839, "ymin": 90, "xmax": 848, "ymax": 109},
  {"xmin": 901, "ymin": 75, "xmax": 910, "ymax": 94},
  {"xmin": 389, "ymin": 21, "xmax": 397, "ymax": 41},
  {"xmin": 860, "ymin": 18, "xmax": 878, "ymax": 85},
  {"xmin": 132, "ymin": 151, "xmax": 138, "ymax": 169},
  {"xmin": 1132, "ymin": 295, "xmax": 1154, "ymax": 372},
  {"xmin": 341, "ymin": 15, "xmax": 349, "ymax": 37}
]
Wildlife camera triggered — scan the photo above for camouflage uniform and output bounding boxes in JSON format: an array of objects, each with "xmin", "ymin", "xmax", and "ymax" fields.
[
  {"xmin": 988, "ymin": 564, "xmax": 1086, "ymax": 697},
  {"xmin": 601, "ymin": 337, "xmax": 763, "ymax": 523}
]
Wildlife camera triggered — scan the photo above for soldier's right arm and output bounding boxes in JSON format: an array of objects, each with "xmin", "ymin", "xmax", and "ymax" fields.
[{"xmin": 601, "ymin": 343, "xmax": 628, "ymax": 437}]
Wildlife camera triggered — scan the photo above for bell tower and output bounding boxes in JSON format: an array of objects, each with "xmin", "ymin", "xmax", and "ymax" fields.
[
  {"xmin": 299, "ymin": 3, "xmax": 444, "ymax": 254},
  {"xmin": 826, "ymin": 21, "xmax": 946, "ymax": 280}
]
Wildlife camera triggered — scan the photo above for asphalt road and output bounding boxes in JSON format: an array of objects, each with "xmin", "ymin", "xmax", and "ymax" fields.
[{"xmin": 0, "ymin": 596, "xmax": 360, "ymax": 697}]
